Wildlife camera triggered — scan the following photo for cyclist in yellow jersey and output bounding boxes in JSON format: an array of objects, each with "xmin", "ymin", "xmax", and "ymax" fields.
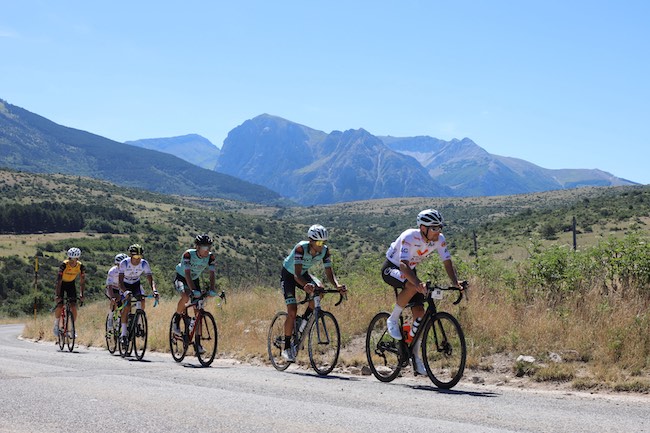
[{"xmin": 53, "ymin": 247, "xmax": 86, "ymax": 336}]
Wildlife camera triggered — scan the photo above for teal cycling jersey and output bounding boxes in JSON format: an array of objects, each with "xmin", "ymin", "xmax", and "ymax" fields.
[
  {"xmin": 283, "ymin": 241, "xmax": 331, "ymax": 275},
  {"xmin": 175, "ymin": 249, "xmax": 216, "ymax": 280}
]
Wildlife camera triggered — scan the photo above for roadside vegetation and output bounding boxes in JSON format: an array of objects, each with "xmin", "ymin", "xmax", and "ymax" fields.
[{"xmin": 3, "ymin": 168, "xmax": 650, "ymax": 393}]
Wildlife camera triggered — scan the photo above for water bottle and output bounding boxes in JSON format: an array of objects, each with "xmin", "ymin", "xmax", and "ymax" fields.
[
  {"xmin": 409, "ymin": 317, "xmax": 422, "ymax": 339},
  {"xmin": 299, "ymin": 316, "xmax": 308, "ymax": 333},
  {"xmin": 403, "ymin": 323, "xmax": 413, "ymax": 343},
  {"xmin": 189, "ymin": 317, "xmax": 196, "ymax": 333}
]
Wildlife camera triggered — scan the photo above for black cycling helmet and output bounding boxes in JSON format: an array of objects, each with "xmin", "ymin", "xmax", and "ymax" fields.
[
  {"xmin": 128, "ymin": 244, "xmax": 144, "ymax": 255},
  {"xmin": 195, "ymin": 234, "xmax": 213, "ymax": 246}
]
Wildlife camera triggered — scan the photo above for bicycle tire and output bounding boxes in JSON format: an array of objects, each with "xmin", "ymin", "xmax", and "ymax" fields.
[
  {"xmin": 121, "ymin": 314, "xmax": 134, "ymax": 358},
  {"xmin": 421, "ymin": 311, "xmax": 466, "ymax": 389},
  {"xmin": 308, "ymin": 311, "xmax": 340, "ymax": 376},
  {"xmin": 65, "ymin": 310, "xmax": 75, "ymax": 352},
  {"xmin": 57, "ymin": 314, "xmax": 65, "ymax": 351},
  {"xmin": 196, "ymin": 311, "xmax": 218, "ymax": 367},
  {"xmin": 267, "ymin": 311, "xmax": 291, "ymax": 371},
  {"xmin": 169, "ymin": 313, "xmax": 188, "ymax": 362},
  {"xmin": 365, "ymin": 312, "xmax": 402, "ymax": 382},
  {"xmin": 132, "ymin": 310, "xmax": 148, "ymax": 361},
  {"xmin": 105, "ymin": 312, "xmax": 117, "ymax": 354}
]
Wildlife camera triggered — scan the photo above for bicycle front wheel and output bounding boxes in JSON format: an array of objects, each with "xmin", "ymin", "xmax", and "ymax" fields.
[
  {"xmin": 132, "ymin": 310, "xmax": 148, "ymax": 361},
  {"xmin": 421, "ymin": 311, "xmax": 466, "ymax": 389},
  {"xmin": 267, "ymin": 312, "xmax": 291, "ymax": 371},
  {"xmin": 169, "ymin": 313, "xmax": 188, "ymax": 362},
  {"xmin": 65, "ymin": 312, "xmax": 75, "ymax": 352},
  {"xmin": 57, "ymin": 315, "xmax": 65, "ymax": 351},
  {"xmin": 308, "ymin": 311, "xmax": 340, "ymax": 376},
  {"xmin": 105, "ymin": 312, "xmax": 117, "ymax": 354},
  {"xmin": 195, "ymin": 311, "xmax": 218, "ymax": 367},
  {"xmin": 365, "ymin": 312, "xmax": 402, "ymax": 382}
]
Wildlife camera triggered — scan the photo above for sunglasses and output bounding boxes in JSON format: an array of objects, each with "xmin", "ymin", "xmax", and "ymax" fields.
[
  {"xmin": 428, "ymin": 226, "xmax": 442, "ymax": 232},
  {"xmin": 313, "ymin": 240, "xmax": 326, "ymax": 246},
  {"xmin": 198, "ymin": 246, "xmax": 210, "ymax": 251},
  {"xmin": 131, "ymin": 254, "xmax": 142, "ymax": 259}
]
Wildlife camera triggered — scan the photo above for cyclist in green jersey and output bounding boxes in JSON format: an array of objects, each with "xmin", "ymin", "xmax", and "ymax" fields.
[
  {"xmin": 172, "ymin": 234, "xmax": 218, "ymax": 337},
  {"xmin": 280, "ymin": 224, "xmax": 347, "ymax": 362}
]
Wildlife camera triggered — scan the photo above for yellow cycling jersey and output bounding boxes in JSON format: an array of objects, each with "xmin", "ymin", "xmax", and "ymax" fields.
[{"xmin": 58, "ymin": 259, "xmax": 86, "ymax": 283}]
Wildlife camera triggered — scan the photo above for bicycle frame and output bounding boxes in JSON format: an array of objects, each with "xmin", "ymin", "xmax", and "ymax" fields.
[
  {"xmin": 396, "ymin": 283, "xmax": 463, "ymax": 363},
  {"xmin": 293, "ymin": 289, "xmax": 344, "ymax": 352}
]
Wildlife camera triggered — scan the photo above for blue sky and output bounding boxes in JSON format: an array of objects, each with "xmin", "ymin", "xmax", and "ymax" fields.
[{"xmin": 2, "ymin": 1, "xmax": 649, "ymax": 184}]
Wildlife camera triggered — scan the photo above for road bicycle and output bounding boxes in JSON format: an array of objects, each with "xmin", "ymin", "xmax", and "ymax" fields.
[
  {"xmin": 104, "ymin": 294, "xmax": 127, "ymax": 354},
  {"xmin": 119, "ymin": 293, "xmax": 158, "ymax": 360},
  {"xmin": 169, "ymin": 290, "xmax": 224, "ymax": 367},
  {"xmin": 365, "ymin": 281, "xmax": 468, "ymax": 389},
  {"xmin": 267, "ymin": 287, "xmax": 345, "ymax": 376},
  {"xmin": 56, "ymin": 296, "xmax": 82, "ymax": 352}
]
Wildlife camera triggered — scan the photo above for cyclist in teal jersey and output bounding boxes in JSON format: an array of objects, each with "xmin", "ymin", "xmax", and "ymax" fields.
[
  {"xmin": 172, "ymin": 234, "xmax": 218, "ymax": 336},
  {"xmin": 280, "ymin": 224, "xmax": 347, "ymax": 362}
]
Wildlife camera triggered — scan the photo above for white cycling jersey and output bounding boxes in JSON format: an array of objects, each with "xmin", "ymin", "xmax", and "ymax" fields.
[
  {"xmin": 118, "ymin": 258, "xmax": 152, "ymax": 284},
  {"xmin": 386, "ymin": 228, "xmax": 451, "ymax": 268},
  {"xmin": 105, "ymin": 265, "xmax": 120, "ymax": 288}
]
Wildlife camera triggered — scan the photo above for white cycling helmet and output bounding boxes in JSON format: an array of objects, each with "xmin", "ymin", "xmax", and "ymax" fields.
[
  {"xmin": 307, "ymin": 224, "xmax": 328, "ymax": 241},
  {"xmin": 67, "ymin": 247, "xmax": 82, "ymax": 259},
  {"xmin": 114, "ymin": 253, "xmax": 128, "ymax": 264},
  {"xmin": 417, "ymin": 209, "xmax": 445, "ymax": 227}
]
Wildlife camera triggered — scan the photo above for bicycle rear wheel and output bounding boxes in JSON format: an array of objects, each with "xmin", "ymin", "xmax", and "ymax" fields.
[
  {"xmin": 195, "ymin": 311, "xmax": 218, "ymax": 367},
  {"xmin": 169, "ymin": 313, "xmax": 188, "ymax": 362},
  {"xmin": 267, "ymin": 312, "xmax": 291, "ymax": 371},
  {"xmin": 365, "ymin": 312, "xmax": 402, "ymax": 382},
  {"xmin": 421, "ymin": 311, "xmax": 466, "ymax": 389},
  {"xmin": 308, "ymin": 311, "xmax": 340, "ymax": 375},
  {"xmin": 105, "ymin": 312, "xmax": 117, "ymax": 354},
  {"xmin": 132, "ymin": 310, "xmax": 148, "ymax": 361},
  {"xmin": 65, "ymin": 312, "xmax": 75, "ymax": 352}
]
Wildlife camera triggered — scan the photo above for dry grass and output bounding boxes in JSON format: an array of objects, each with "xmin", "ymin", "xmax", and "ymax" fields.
[{"xmin": 18, "ymin": 276, "xmax": 650, "ymax": 392}]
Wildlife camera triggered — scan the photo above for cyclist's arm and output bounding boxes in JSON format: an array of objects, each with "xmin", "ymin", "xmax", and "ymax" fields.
[
  {"xmin": 208, "ymin": 268, "xmax": 216, "ymax": 293},
  {"xmin": 184, "ymin": 268, "xmax": 198, "ymax": 292},
  {"xmin": 118, "ymin": 272, "xmax": 126, "ymax": 294},
  {"xmin": 55, "ymin": 274, "xmax": 63, "ymax": 299},
  {"xmin": 443, "ymin": 259, "xmax": 460, "ymax": 287},
  {"xmin": 324, "ymin": 267, "xmax": 346, "ymax": 292},
  {"xmin": 79, "ymin": 271, "xmax": 86, "ymax": 299},
  {"xmin": 146, "ymin": 274, "xmax": 158, "ymax": 296},
  {"xmin": 399, "ymin": 260, "xmax": 426, "ymax": 293}
]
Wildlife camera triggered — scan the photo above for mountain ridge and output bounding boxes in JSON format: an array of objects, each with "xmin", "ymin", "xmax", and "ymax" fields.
[{"xmin": 0, "ymin": 100, "xmax": 285, "ymax": 205}]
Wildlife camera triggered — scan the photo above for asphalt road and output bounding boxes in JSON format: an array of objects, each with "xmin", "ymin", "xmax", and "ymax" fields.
[{"xmin": 0, "ymin": 324, "xmax": 648, "ymax": 433}]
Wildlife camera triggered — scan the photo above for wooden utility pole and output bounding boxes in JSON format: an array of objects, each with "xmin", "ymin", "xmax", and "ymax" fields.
[{"xmin": 572, "ymin": 216, "xmax": 577, "ymax": 251}]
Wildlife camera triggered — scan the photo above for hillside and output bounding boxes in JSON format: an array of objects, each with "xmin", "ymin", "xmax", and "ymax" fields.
[
  {"xmin": 2, "ymin": 167, "xmax": 649, "ymax": 316},
  {"xmin": 0, "ymin": 100, "xmax": 283, "ymax": 205}
]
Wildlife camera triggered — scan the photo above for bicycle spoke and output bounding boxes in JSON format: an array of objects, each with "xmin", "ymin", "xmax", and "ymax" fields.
[
  {"xmin": 422, "ymin": 312, "xmax": 466, "ymax": 389},
  {"xmin": 308, "ymin": 311, "xmax": 340, "ymax": 375},
  {"xmin": 365, "ymin": 312, "xmax": 402, "ymax": 382}
]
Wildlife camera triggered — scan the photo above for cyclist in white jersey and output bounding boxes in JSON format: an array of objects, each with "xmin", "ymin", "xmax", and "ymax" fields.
[
  {"xmin": 105, "ymin": 253, "xmax": 128, "ymax": 332},
  {"xmin": 382, "ymin": 209, "xmax": 462, "ymax": 375},
  {"xmin": 280, "ymin": 224, "xmax": 347, "ymax": 362},
  {"xmin": 118, "ymin": 244, "xmax": 159, "ymax": 345}
]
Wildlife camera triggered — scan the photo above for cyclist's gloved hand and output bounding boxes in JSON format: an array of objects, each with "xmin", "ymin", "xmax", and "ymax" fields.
[
  {"xmin": 192, "ymin": 290, "xmax": 202, "ymax": 298},
  {"xmin": 304, "ymin": 283, "xmax": 315, "ymax": 294}
]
